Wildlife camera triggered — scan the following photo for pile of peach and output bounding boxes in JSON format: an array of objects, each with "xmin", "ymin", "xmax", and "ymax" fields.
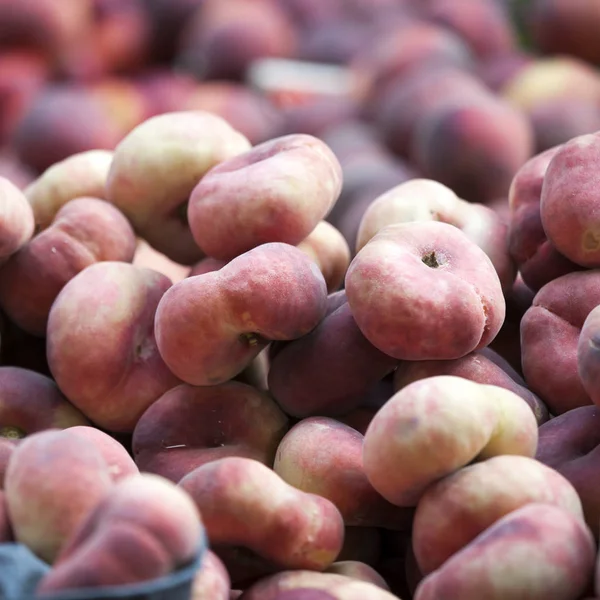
[{"xmin": 2, "ymin": 105, "xmax": 600, "ymax": 600}]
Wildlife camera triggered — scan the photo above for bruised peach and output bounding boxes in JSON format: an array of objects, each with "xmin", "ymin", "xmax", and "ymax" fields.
[
  {"xmin": 274, "ymin": 417, "xmax": 413, "ymax": 529},
  {"xmin": 345, "ymin": 221, "xmax": 505, "ymax": 361},
  {"xmin": 132, "ymin": 381, "xmax": 289, "ymax": 482},
  {"xmin": 155, "ymin": 242, "xmax": 327, "ymax": 386},
  {"xmin": 363, "ymin": 376, "xmax": 538, "ymax": 507},
  {"xmin": 46, "ymin": 261, "xmax": 181, "ymax": 432},
  {"xmin": 187, "ymin": 134, "xmax": 342, "ymax": 262},
  {"xmin": 179, "ymin": 456, "xmax": 344, "ymax": 571},
  {"xmin": 106, "ymin": 110, "xmax": 251, "ymax": 265},
  {"xmin": 0, "ymin": 197, "xmax": 136, "ymax": 336}
]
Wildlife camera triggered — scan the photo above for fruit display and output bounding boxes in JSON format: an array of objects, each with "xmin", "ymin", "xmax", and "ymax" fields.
[{"xmin": 4, "ymin": 1, "xmax": 600, "ymax": 599}]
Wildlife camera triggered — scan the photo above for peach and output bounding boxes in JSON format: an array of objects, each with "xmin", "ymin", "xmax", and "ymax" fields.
[
  {"xmin": 240, "ymin": 570, "xmax": 399, "ymax": 600},
  {"xmin": 192, "ymin": 550, "xmax": 230, "ymax": 600},
  {"xmin": 579, "ymin": 305, "xmax": 600, "ymax": 407},
  {"xmin": 268, "ymin": 302, "xmax": 397, "ymax": 417},
  {"xmin": 155, "ymin": 242, "xmax": 327, "ymax": 386},
  {"xmin": 421, "ymin": 0, "xmax": 516, "ymax": 59},
  {"xmin": 478, "ymin": 50, "xmax": 533, "ymax": 93},
  {"xmin": 106, "ymin": 110, "xmax": 251, "ymax": 265},
  {"xmin": 520, "ymin": 270, "xmax": 600, "ymax": 414},
  {"xmin": 176, "ymin": 0, "xmax": 298, "ymax": 81},
  {"xmin": 536, "ymin": 405, "xmax": 600, "ymax": 533},
  {"xmin": 528, "ymin": 0, "xmax": 600, "ymax": 64},
  {"xmin": 36, "ymin": 473, "xmax": 203, "ymax": 593},
  {"xmin": 363, "ymin": 376, "xmax": 539, "ymax": 507},
  {"xmin": 540, "ymin": 132, "xmax": 600, "ymax": 267},
  {"xmin": 183, "ymin": 81, "xmax": 282, "ymax": 146},
  {"xmin": 296, "ymin": 221, "xmax": 350, "ymax": 294},
  {"xmin": 0, "ymin": 148, "xmax": 36, "ymax": 190},
  {"xmin": 409, "ymin": 94, "xmax": 534, "ymax": 203},
  {"xmin": 0, "ymin": 490, "xmax": 12, "ymax": 542},
  {"xmin": 179, "ymin": 456, "xmax": 344, "ymax": 571},
  {"xmin": 10, "ymin": 85, "xmax": 122, "ymax": 174},
  {"xmin": 132, "ymin": 381, "xmax": 289, "ymax": 483},
  {"xmin": 414, "ymin": 503, "xmax": 596, "ymax": 600},
  {"xmin": 412, "ymin": 455, "xmax": 585, "ymax": 575},
  {"xmin": 0, "ymin": 197, "xmax": 136, "ymax": 336},
  {"xmin": 67, "ymin": 425, "xmax": 138, "ymax": 482},
  {"xmin": 373, "ymin": 64, "xmax": 489, "ymax": 159},
  {"xmin": 46, "ymin": 261, "xmax": 181, "ymax": 432},
  {"xmin": 188, "ymin": 256, "xmax": 228, "ymax": 278},
  {"xmin": 132, "ymin": 239, "xmax": 191, "ymax": 284},
  {"xmin": 24, "ymin": 149, "xmax": 113, "ymax": 232},
  {"xmin": 0, "ymin": 176, "xmax": 35, "ymax": 260},
  {"xmin": 187, "ymin": 134, "xmax": 342, "ymax": 262},
  {"xmin": 393, "ymin": 347, "xmax": 549, "ymax": 425},
  {"xmin": 135, "ymin": 69, "xmax": 198, "ymax": 116},
  {"xmin": 345, "ymin": 221, "xmax": 505, "ymax": 361},
  {"xmin": 273, "ymin": 417, "xmax": 413, "ymax": 529},
  {"xmin": 5, "ymin": 428, "xmax": 114, "ymax": 563},
  {"xmin": 325, "ymin": 561, "xmax": 389, "ymax": 590},
  {"xmin": 355, "ymin": 178, "xmax": 516, "ymax": 291},
  {"xmin": 508, "ymin": 144, "xmax": 582, "ymax": 292}
]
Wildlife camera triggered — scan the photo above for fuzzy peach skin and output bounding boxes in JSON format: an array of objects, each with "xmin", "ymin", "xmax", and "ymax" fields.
[
  {"xmin": 355, "ymin": 178, "xmax": 516, "ymax": 292},
  {"xmin": 344, "ymin": 221, "xmax": 505, "ymax": 361},
  {"xmin": 273, "ymin": 417, "xmax": 413, "ymax": 530},
  {"xmin": 412, "ymin": 454, "xmax": 585, "ymax": 575},
  {"xmin": 535, "ymin": 405, "xmax": 600, "ymax": 533},
  {"xmin": 296, "ymin": 221, "xmax": 350, "ymax": 293},
  {"xmin": 187, "ymin": 134, "xmax": 342, "ymax": 262},
  {"xmin": 132, "ymin": 381, "xmax": 289, "ymax": 483},
  {"xmin": 578, "ymin": 305, "xmax": 600, "ymax": 406},
  {"xmin": 0, "ymin": 177, "xmax": 34, "ymax": 260},
  {"xmin": 520, "ymin": 270, "xmax": 600, "ymax": 415},
  {"xmin": 191, "ymin": 550, "xmax": 230, "ymax": 600},
  {"xmin": 268, "ymin": 301, "xmax": 398, "ymax": 418},
  {"xmin": 363, "ymin": 376, "xmax": 539, "ymax": 507},
  {"xmin": 540, "ymin": 131, "xmax": 600, "ymax": 267},
  {"xmin": 179, "ymin": 456, "xmax": 344, "ymax": 572},
  {"xmin": 36, "ymin": 473, "xmax": 203, "ymax": 594},
  {"xmin": 0, "ymin": 197, "xmax": 136, "ymax": 337},
  {"xmin": 393, "ymin": 347, "xmax": 550, "ymax": 425},
  {"xmin": 239, "ymin": 570, "xmax": 399, "ymax": 600},
  {"xmin": 409, "ymin": 94, "xmax": 534, "ymax": 203},
  {"xmin": 46, "ymin": 261, "xmax": 181, "ymax": 432},
  {"xmin": 414, "ymin": 503, "xmax": 596, "ymax": 600},
  {"xmin": 155, "ymin": 242, "xmax": 327, "ymax": 386},
  {"xmin": 133, "ymin": 239, "xmax": 191, "ymax": 284},
  {"xmin": 4, "ymin": 429, "xmax": 114, "ymax": 564},
  {"xmin": 507, "ymin": 144, "xmax": 582, "ymax": 292},
  {"xmin": 106, "ymin": 110, "xmax": 251, "ymax": 265},
  {"xmin": 67, "ymin": 426, "xmax": 138, "ymax": 482},
  {"xmin": 24, "ymin": 149, "xmax": 113, "ymax": 231}
]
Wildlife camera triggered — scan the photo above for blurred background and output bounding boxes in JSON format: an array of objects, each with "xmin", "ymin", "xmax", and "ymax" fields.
[{"xmin": 0, "ymin": 0, "xmax": 598, "ymax": 250}]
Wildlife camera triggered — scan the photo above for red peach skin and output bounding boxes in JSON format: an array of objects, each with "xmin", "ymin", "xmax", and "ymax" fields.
[
  {"xmin": 414, "ymin": 503, "xmax": 596, "ymax": 600},
  {"xmin": 540, "ymin": 131, "xmax": 600, "ymax": 267},
  {"xmin": 578, "ymin": 305, "xmax": 600, "ymax": 407},
  {"xmin": 0, "ymin": 177, "xmax": 34, "ymax": 260},
  {"xmin": 5, "ymin": 429, "xmax": 114, "ymax": 564},
  {"xmin": 273, "ymin": 417, "xmax": 414, "ymax": 529},
  {"xmin": 46, "ymin": 261, "xmax": 181, "ymax": 432},
  {"xmin": 155, "ymin": 242, "xmax": 328, "ymax": 386},
  {"xmin": 188, "ymin": 134, "xmax": 342, "ymax": 262},
  {"xmin": 345, "ymin": 221, "xmax": 506, "ymax": 361},
  {"xmin": 355, "ymin": 178, "xmax": 516, "ymax": 292},
  {"xmin": 362, "ymin": 376, "xmax": 538, "ymax": 507},
  {"xmin": 412, "ymin": 455, "xmax": 585, "ymax": 575},
  {"xmin": 24, "ymin": 149, "xmax": 113, "ymax": 232},
  {"xmin": 132, "ymin": 381, "xmax": 289, "ymax": 483},
  {"xmin": 36, "ymin": 473, "xmax": 203, "ymax": 594},
  {"xmin": 521, "ymin": 270, "xmax": 600, "ymax": 414},
  {"xmin": 106, "ymin": 110, "xmax": 251, "ymax": 265},
  {"xmin": 0, "ymin": 197, "xmax": 137, "ymax": 336},
  {"xmin": 191, "ymin": 550, "xmax": 231, "ymax": 600},
  {"xmin": 178, "ymin": 456, "xmax": 344, "ymax": 572}
]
